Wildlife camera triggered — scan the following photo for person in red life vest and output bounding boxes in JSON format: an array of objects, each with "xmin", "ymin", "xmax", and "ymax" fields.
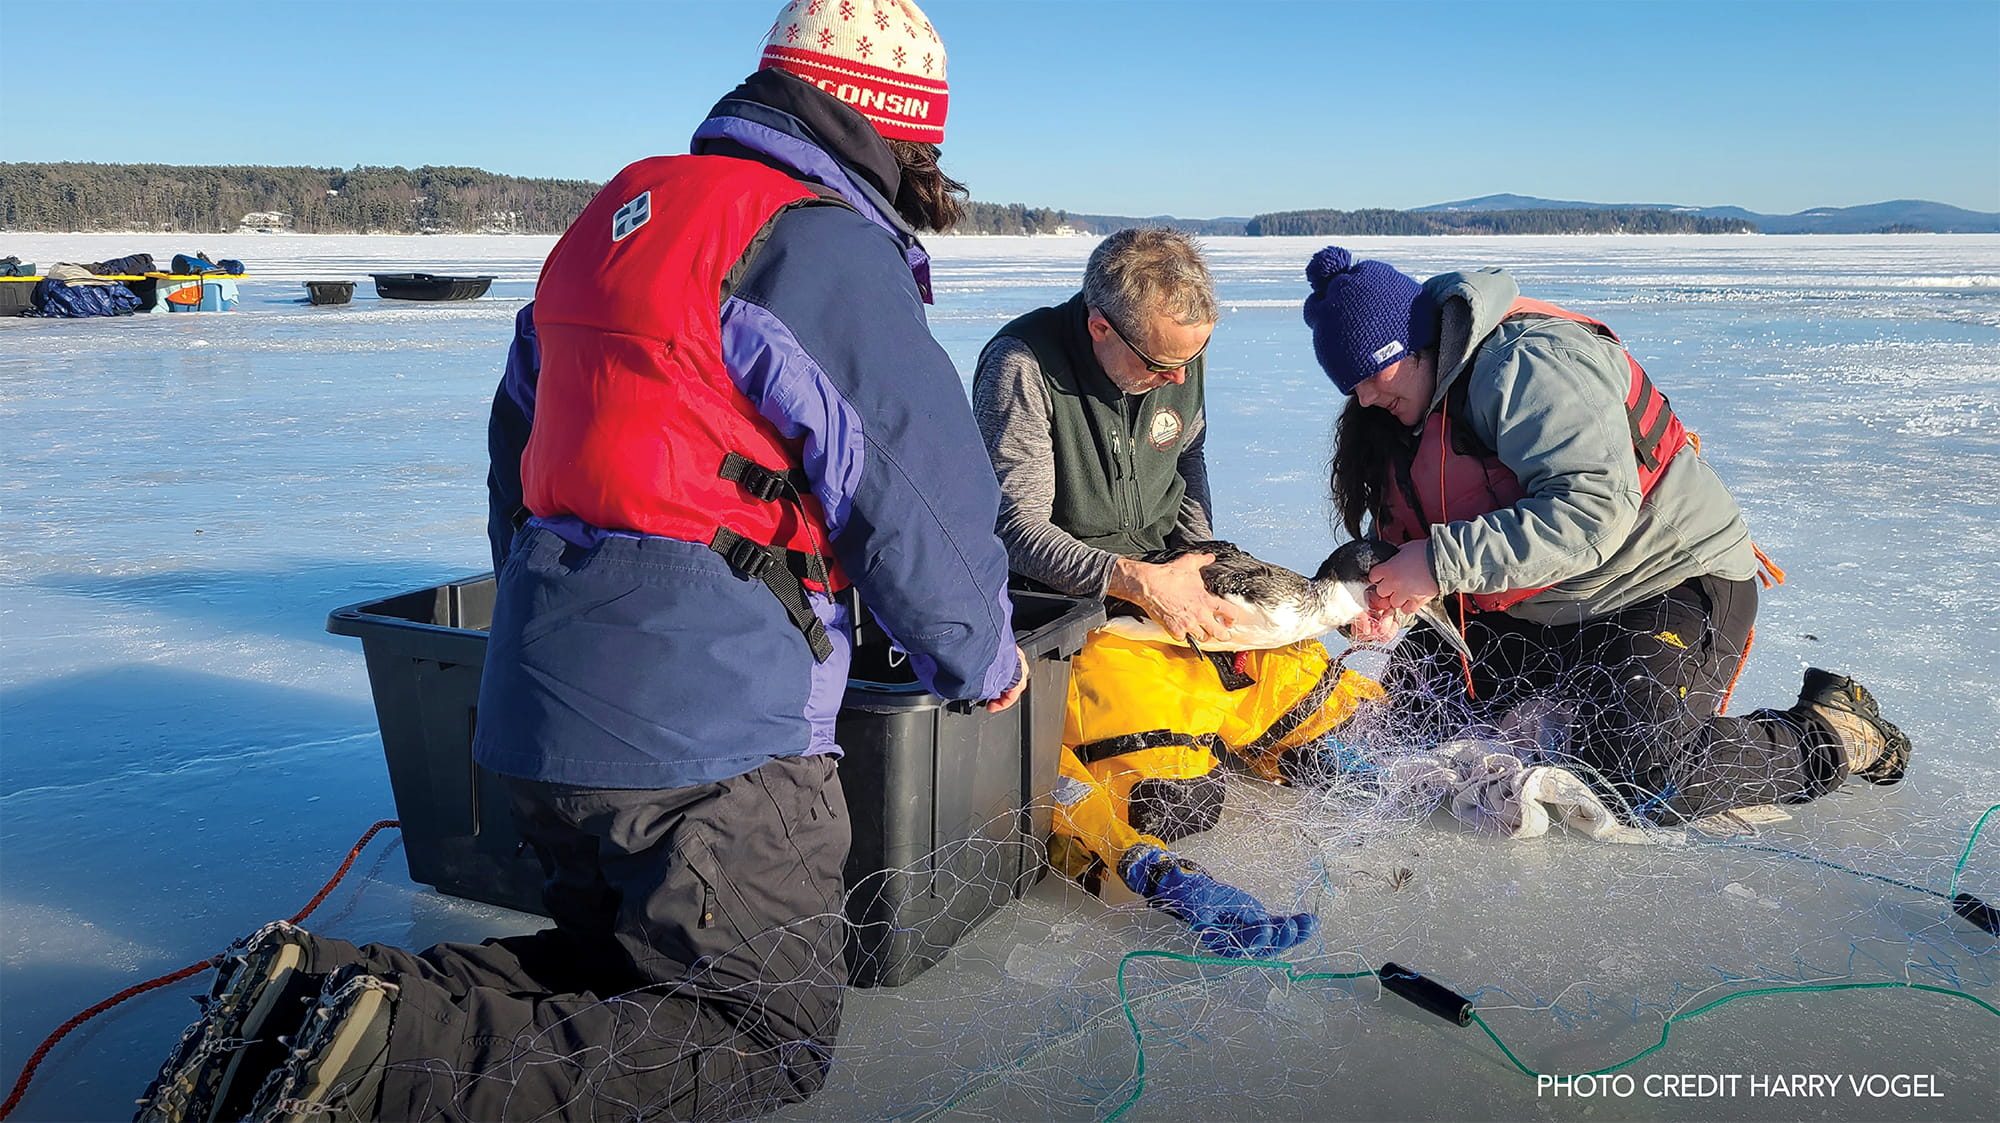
[
  {"xmin": 1303, "ymin": 246, "xmax": 1909, "ymax": 827},
  {"xmin": 134, "ymin": 3, "xmax": 1026, "ymax": 1120}
]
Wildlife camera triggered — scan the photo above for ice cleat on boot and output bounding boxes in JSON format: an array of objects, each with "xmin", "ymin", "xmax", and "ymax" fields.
[
  {"xmin": 245, "ymin": 969, "xmax": 397, "ymax": 1123},
  {"xmin": 134, "ymin": 920, "xmax": 317, "ymax": 1123},
  {"xmin": 1798, "ymin": 667, "xmax": 1911, "ymax": 785}
]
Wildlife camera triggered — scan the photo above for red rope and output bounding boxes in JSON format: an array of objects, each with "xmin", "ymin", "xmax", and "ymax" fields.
[
  {"xmin": 1720, "ymin": 626, "xmax": 1754, "ymax": 716},
  {"xmin": 0, "ymin": 820, "xmax": 401, "ymax": 1120},
  {"xmin": 284, "ymin": 819, "xmax": 401, "ymax": 925},
  {"xmin": 1436, "ymin": 401, "xmax": 1478, "ymax": 701},
  {"xmin": 1717, "ymin": 543, "xmax": 1779, "ymax": 714},
  {"xmin": 1752, "ymin": 542, "xmax": 1787, "ymax": 588}
]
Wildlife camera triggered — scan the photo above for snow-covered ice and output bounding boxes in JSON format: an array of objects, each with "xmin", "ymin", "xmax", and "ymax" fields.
[{"xmin": 2, "ymin": 232, "xmax": 1996, "ymax": 1120}]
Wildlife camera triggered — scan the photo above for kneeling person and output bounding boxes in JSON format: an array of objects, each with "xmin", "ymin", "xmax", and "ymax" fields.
[
  {"xmin": 973, "ymin": 230, "xmax": 1371, "ymax": 958},
  {"xmin": 137, "ymin": 4, "xmax": 1027, "ymax": 1119}
]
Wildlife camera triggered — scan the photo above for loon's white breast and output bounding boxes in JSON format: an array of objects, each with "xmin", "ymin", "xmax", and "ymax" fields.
[
  {"xmin": 1096, "ymin": 542, "xmax": 1371, "ymax": 651},
  {"xmin": 1096, "ymin": 539, "xmax": 1471, "ymax": 662}
]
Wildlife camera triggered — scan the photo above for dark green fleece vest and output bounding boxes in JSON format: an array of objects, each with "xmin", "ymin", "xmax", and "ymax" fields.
[{"xmin": 992, "ymin": 293, "xmax": 1205, "ymax": 556}]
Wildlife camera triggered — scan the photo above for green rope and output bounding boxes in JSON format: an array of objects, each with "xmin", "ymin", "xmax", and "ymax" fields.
[
  {"xmin": 1107, "ymin": 968, "xmax": 2000, "ymax": 1121},
  {"xmin": 1096, "ymin": 806, "xmax": 1997, "ymax": 1121},
  {"xmin": 909, "ymin": 968, "xmax": 1213, "ymax": 1123},
  {"xmin": 1951, "ymin": 804, "xmax": 1998, "ymax": 899},
  {"xmin": 1471, "ymin": 982, "xmax": 2000, "ymax": 1080},
  {"xmin": 1104, "ymin": 951, "xmax": 1373, "ymax": 1123}
]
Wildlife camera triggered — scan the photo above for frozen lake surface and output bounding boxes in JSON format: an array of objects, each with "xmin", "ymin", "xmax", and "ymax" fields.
[{"xmin": 2, "ymin": 232, "xmax": 1997, "ymax": 1120}]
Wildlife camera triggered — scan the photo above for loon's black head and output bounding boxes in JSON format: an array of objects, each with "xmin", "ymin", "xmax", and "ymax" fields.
[
  {"xmin": 1315, "ymin": 538, "xmax": 1401, "ymax": 584},
  {"xmin": 1315, "ymin": 538, "xmax": 1477, "ymax": 663}
]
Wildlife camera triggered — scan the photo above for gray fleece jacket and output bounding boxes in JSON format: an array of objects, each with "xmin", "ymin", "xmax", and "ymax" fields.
[
  {"xmin": 1417, "ymin": 267, "xmax": 1757, "ymax": 624},
  {"xmin": 973, "ymin": 334, "xmax": 1214, "ymax": 595}
]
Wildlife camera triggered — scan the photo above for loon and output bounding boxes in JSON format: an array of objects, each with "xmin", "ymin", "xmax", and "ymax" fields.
[{"xmin": 1098, "ymin": 538, "xmax": 1475, "ymax": 660}]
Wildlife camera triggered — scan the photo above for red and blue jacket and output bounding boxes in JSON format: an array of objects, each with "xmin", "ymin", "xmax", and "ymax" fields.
[{"xmin": 476, "ymin": 76, "xmax": 1018, "ymax": 790}]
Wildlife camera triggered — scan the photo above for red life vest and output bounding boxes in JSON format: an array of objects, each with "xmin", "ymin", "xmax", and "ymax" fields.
[
  {"xmin": 524, "ymin": 154, "xmax": 851, "ymax": 590},
  {"xmin": 1380, "ymin": 297, "xmax": 1690, "ymax": 613}
]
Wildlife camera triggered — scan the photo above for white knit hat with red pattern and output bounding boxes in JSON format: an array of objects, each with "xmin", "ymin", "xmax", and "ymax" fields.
[{"xmin": 759, "ymin": 0, "xmax": 949, "ymax": 143}]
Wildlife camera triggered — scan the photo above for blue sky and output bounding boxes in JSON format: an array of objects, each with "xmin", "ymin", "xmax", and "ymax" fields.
[{"xmin": 4, "ymin": 0, "xmax": 1995, "ymax": 217}]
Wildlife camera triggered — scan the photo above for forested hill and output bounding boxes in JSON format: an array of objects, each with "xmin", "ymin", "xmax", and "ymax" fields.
[
  {"xmin": 1245, "ymin": 208, "xmax": 1754, "ymax": 236},
  {"xmin": 0, "ymin": 162, "xmax": 1070, "ymax": 236},
  {"xmin": 12, "ymin": 162, "xmax": 1977, "ymax": 237},
  {"xmin": 1, "ymin": 163, "xmax": 601, "ymax": 234}
]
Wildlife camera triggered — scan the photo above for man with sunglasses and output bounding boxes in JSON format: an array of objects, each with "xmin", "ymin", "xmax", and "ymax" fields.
[
  {"xmin": 969, "ymin": 230, "xmax": 1329, "ymax": 961},
  {"xmin": 973, "ymin": 227, "xmax": 1236, "ymax": 641}
]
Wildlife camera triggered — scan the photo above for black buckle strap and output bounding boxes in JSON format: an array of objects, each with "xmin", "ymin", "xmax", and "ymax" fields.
[
  {"xmin": 789, "ymin": 545, "xmax": 831, "ymax": 593},
  {"xmin": 1241, "ymin": 663, "xmax": 1347, "ymax": 758},
  {"xmin": 710, "ymin": 527, "xmax": 834, "ymax": 663},
  {"xmin": 719, "ymin": 531, "xmax": 775, "ymax": 579},
  {"xmin": 1074, "ymin": 729, "xmax": 1226, "ymax": 768},
  {"xmin": 712, "ymin": 452, "xmax": 834, "ymax": 660},
  {"xmin": 719, "ymin": 451, "xmax": 814, "ymax": 504},
  {"xmin": 1203, "ymin": 649, "xmax": 1257, "ymax": 692},
  {"xmin": 717, "ymin": 452, "xmax": 831, "ymax": 590}
]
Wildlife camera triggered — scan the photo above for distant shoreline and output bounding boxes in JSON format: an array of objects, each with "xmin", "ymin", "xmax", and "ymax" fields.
[
  {"xmin": 7, "ymin": 163, "xmax": 1994, "ymax": 236},
  {"xmin": 15, "ymin": 225, "xmax": 2000, "ymax": 236}
]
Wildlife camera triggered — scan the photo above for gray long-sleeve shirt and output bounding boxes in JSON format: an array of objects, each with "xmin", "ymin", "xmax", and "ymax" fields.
[{"xmin": 972, "ymin": 335, "xmax": 1214, "ymax": 596}]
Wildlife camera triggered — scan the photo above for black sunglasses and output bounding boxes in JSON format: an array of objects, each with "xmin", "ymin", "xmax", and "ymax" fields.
[{"xmin": 1102, "ymin": 313, "xmax": 1208, "ymax": 375}]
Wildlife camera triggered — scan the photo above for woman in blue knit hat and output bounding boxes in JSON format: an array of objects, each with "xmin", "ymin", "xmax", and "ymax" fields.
[{"xmin": 1302, "ymin": 246, "xmax": 1909, "ymax": 825}]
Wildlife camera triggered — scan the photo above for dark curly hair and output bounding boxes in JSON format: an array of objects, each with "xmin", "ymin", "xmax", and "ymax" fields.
[
  {"xmin": 887, "ymin": 140, "xmax": 966, "ymax": 233},
  {"xmin": 1329, "ymin": 396, "xmax": 1423, "ymax": 539}
]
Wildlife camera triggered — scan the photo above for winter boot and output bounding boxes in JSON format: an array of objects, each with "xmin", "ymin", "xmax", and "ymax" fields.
[
  {"xmin": 245, "ymin": 969, "xmax": 397, "ymax": 1123},
  {"xmin": 1797, "ymin": 667, "xmax": 1911, "ymax": 785},
  {"xmin": 134, "ymin": 920, "xmax": 320, "ymax": 1123}
]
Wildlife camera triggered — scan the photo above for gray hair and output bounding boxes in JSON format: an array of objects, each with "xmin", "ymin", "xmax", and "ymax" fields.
[{"xmin": 1082, "ymin": 227, "xmax": 1219, "ymax": 334}]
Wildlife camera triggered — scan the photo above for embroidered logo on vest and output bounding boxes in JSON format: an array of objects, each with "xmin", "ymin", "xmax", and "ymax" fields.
[
  {"xmin": 611, "ymin": 191, "xmax": 651, "ymax": 242},
  {"xmin": 1148, "ymin": 407, "xmax": 1185, "ymax": 450}
]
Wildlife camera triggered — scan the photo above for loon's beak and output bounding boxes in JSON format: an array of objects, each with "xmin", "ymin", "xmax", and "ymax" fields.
[
  {"xmin": 1409, "ymin": 602, "xmax": 1475, "ymax": 663},
  {"xmin": 1330, "ymin": 578, "xmax": 1474, "ymax": 664}
]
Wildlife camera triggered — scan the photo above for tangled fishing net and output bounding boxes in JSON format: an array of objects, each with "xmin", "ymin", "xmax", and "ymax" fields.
[
  {"xmin": 767, "ymin": 630, "xmax": 1998, "ymax": 1122},
  {"xmin": 319, "ymin": 626, "xmax": 1997, "ymax": 1121}
]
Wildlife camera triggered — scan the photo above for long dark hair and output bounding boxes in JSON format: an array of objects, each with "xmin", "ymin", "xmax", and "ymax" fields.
[
  {"xmin": 888, "ymin": 140, "xmax": 966, "ymax": 233},
  {"xmin": 1329, "ymin": 397, "xmax": 1423, "ymax": 539}
]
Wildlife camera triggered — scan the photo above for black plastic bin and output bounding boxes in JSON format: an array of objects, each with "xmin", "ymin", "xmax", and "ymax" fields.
[
  {"xmin": 327, "ymin": 576, "xmax": 1101, "ymax": 988},
  {"xmin": 305, "ymin": 280, "xmax": 356, "ymax": 306},
  {"xmin": 370, "ymin": 273, "xmax": 495, "ymax": 301},
  {"xmin": 0, "ymin": 279, "xmax": 35, "ymax": 317},
  {"xmin": 325, "ymin": 580, "xmax": 543, "ymax": 914}
]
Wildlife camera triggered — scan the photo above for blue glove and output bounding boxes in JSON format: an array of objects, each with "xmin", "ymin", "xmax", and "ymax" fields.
[
  {"xmin": 1282, "ymin": 736, "xmax": 1380, "ymax": 788},
  {"xmin": 1118, "ymin": 845, "xmax": 1319, "ymax": 958}
]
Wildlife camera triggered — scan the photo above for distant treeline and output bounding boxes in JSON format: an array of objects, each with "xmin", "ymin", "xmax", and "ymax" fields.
[
  {"xmin": 960, "ymin": 201, "xmax": 1069, "ymax": 235},
  {"xmin": 1246, "ymin": 208, "xmax": 1757, "ymax": 236},
  {"xmin": 0, "ymin": 163, "xmax": 601, "ymax": 234},
  {"xmin": 1, "ymin": 161, "xmax": 1080, "ymax": 238},
  {"xmin": 3, "ymin": 162, "xmax": 1766, "ymax": 238},
  {"xmin": 1064, "ymin": 214, "xmax": 1253, "ymax": 237}
]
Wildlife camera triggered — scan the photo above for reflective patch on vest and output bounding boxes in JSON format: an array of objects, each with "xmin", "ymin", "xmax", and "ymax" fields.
[
  {"xmin": 1655, "ymin": 630, "xmax": 1689, "ymax": 649},
  {"xmin": 1148, "ymin": 406, "xmax": 1185, "ymax": 450},
  {"xmin": 611, "ymin": 191, "xmax": 651, "ymax": 242},
  {"xmin": 1052, "ymin": 775, "xmax": 1093, "ymax": 807},
  {"xmin": 1372, "ymin": 339, "xmax": 1406, "ymax": 364}
]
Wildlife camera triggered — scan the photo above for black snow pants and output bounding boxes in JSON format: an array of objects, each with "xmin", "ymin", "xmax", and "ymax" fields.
[
  {"xmin": 1390, "ymin": 574, "xmax": 1848, "ymax": 824},
  {"xmin": 288, "ymin": 752, "xmax": 850, "ymax": 1121}
]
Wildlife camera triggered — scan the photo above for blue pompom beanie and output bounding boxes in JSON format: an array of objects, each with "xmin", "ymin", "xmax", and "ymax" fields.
[{"xmin": 1302, "ymin": 246, "xmax": 1435, "ymax": 394}]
